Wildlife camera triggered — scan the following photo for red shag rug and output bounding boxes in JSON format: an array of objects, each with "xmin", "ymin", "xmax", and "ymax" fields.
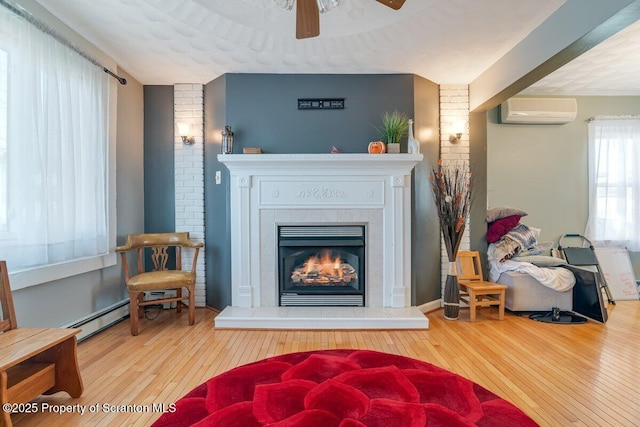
[{"xmin": 153, "ymin": 349, "xmax": 538, "ymax": 427}]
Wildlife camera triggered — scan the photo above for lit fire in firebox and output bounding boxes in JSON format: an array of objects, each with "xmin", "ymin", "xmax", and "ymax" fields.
[{"xmin": 291, "ymin": 250, "xmax": 357, "ymax": 286}]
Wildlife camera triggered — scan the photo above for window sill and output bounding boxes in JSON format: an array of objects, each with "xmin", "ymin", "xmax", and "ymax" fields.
[{"xmin": 9, "ymin": 253, "xmax": 117, "ymax": 291}]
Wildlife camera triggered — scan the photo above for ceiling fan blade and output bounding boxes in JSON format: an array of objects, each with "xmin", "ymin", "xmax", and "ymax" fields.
[
  {"xmin": 375, "ymin": 0, "xmax": 406, "ymax": 10},
  {"xmin": 296, "ymin": 0, "xmax": 320, "ymax": 39}
]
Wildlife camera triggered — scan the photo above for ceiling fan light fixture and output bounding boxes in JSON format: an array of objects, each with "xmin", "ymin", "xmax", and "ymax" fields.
[
  {"xmin": 317, "ymin": 0, "xmax": 340, "ymax": 13},
  {"xmin": 274, "ymin": 0, "xmax": 295, "ymax": 11},
  {"xmin": 274, "ymin": 0, "xmax": 340, "ymax": 13},
  {"xmin": 283, "ymin": 0, "xmax": 407, "ymax": 40}
]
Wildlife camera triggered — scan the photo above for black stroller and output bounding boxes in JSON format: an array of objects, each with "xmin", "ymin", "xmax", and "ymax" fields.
[{"xmin": 558, "ymin": 234, "xmax": 615, "ymax": 305}]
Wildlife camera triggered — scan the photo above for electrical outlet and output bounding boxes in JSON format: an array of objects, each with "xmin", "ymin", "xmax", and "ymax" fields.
[{"xmin": 215, "ymin": 171, "xmax": 221, "ymax": 185}]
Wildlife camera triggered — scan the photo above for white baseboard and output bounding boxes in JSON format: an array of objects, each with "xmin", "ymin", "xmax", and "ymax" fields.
[
  {"xmin": 62, "ymin": 299, "xmax": 129, "ymax": 342},
  {"xmin": 417, "ymin": 299, "xmax": 442, "ymax": 313}
]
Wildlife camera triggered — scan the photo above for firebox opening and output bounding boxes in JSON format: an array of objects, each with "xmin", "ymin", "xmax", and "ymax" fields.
[{"xmin": 278, "ymin": 225, "xmax": 365, "ymax": 307}]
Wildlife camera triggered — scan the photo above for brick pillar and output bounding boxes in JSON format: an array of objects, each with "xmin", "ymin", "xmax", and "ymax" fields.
[
  {"xmin": 174, "ymin": 84, "xmax": 205, "ymax": 306},
  {"xmin": 439, "ymin": 84, "xmax": 470, "ymax": 297}
]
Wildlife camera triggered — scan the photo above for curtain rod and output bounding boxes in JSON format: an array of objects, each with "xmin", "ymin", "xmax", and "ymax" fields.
[{"xmin": 0, "ymin": 0, "xmax": 127, "ymax": 85}]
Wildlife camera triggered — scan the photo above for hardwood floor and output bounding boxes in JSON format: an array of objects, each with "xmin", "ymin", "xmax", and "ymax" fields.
[{"xmin": 12, "ymin": 301, "xmax": 640, "ymax": 427}]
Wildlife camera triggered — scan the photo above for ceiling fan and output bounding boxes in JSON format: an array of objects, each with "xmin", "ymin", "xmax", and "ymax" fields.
[{"xmin": 281, "ymin": 0, "xmax": 407, "ymax": 39}]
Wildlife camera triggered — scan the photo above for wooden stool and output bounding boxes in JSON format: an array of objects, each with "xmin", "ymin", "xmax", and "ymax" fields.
[{"xmin": 457, "ymin": 251, "xmax": 507, "ymax": 322}]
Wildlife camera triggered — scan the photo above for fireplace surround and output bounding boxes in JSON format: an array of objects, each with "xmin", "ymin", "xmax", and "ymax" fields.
[{"xmin": 215, "ymin": 153, "xmax": 428, "ymax": 329}]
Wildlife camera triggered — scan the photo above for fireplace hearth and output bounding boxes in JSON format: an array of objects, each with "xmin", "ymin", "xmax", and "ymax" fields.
[{"xmin": 279, "ymin": 225, "xmax": 365, "ymax": 306}]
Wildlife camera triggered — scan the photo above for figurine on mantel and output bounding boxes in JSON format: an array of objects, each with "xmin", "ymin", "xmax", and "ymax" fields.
[
  {"xmin": 407, "ymin": 119, "xmax": 420, "ymax": 154},
  {"xmin": 367, "ymin": 141, "xmax": 386, "ymax": 154}
]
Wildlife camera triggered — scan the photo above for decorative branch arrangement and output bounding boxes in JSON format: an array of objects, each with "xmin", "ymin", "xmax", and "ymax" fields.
[
  {"xmin": 430, "ymin": 159, "xmax": 473, "ymax": 259},
  {"xmin": 429, "ymin": 159, "xmax": 474, "ymax": 320}
]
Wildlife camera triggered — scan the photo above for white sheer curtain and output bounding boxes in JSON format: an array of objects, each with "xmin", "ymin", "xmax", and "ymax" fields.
[
  {"xmin": 0, "ymin": 6, "xmax": 109, "ymax": 271},
  {"xmin": 585, "ymin": 117, "xmax": 640, "ymax": 251}
]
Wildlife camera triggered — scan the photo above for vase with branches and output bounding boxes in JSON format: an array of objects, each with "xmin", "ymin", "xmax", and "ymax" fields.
[{"xmin": 429, "ymin": 159, "xmax": 473, "ymax": 320}]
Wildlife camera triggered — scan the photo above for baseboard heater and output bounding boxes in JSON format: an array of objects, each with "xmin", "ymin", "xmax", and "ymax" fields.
[{"xmin": 62, "ymin": 299, "xmax": 130, "ymax": 343}]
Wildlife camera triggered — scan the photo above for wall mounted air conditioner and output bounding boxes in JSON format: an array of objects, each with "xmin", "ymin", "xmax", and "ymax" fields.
[{"xmin": 500, "ymin": 97, "xmax": 577, "ymax": 124}]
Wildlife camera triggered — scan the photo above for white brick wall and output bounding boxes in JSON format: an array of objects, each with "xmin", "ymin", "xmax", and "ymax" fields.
[
  {"xmin": 439, "ymin": 84, "xmax": 470, "ymax": 297},
  {"xmin": 174, "ymin": 84, "xmax": 206, "ymax": 306}
]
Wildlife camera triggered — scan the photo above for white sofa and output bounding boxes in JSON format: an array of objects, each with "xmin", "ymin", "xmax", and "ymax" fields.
[{"xmin": 497, "ymin": 271, "xmax": 573, "ymax": 312}]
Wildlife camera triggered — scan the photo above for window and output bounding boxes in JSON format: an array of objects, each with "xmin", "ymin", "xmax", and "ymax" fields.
[
  {"xmin": 0, "ymin": 6, "xmax": 115, "ymax": 286},
  {"xmin": 585, "ymin": 117, "xmax": 640, "ymax": 251},
  {"xmin": 0, "ymin": 48, "xmax": 6, "ymax": 233}
]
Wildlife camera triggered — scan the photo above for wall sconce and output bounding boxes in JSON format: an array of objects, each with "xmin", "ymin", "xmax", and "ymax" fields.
[
  {"xmin": 177, "ymin": 123, "xmax": 195, "ymax": 145},
  {"xmin": 449, "ymin": 120, "xmax": 466, "ymax": 144}
]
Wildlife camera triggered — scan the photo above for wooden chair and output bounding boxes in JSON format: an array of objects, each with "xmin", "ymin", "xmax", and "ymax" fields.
[
  {"xmin": 115, "ymin": 232, "xmax": 203, "ymax": 336},
  {"xmin": 0, "ymin": 261, "xmax": 83, "ymax": 427},
  {"xmin": 456, "ymin": 251, "xmax": 507, "ymax": 322}
]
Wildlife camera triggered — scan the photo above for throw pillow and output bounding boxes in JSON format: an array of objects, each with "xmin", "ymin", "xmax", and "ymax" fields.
[
  {"xmin": 486, "ymin": 206, "xmax": 528, "ymax": 223},
  {"xmin": 487, "ymin": 215, "xmax": 522, "ymax": 243},
  {"xmin": 506, "ymin": 224, "xmax": 540, "ymax": 250}
]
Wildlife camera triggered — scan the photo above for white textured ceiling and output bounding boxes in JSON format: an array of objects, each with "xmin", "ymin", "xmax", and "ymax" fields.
[
  {"xmin": 522, "ymin": 18, "xmax": 640, "ymax": 96},
  {"xmin": 33, "ymin": 0, "xmax": 569, "ymax": 86},
  {"xmin": 29, "ymin": 0, "xmax": 640, "ymax": 95}
]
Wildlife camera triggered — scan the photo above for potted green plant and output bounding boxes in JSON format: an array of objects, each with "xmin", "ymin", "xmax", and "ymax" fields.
[{"xmin": 377, "ymin": 111, "xmax": 409, "ymax": 153}]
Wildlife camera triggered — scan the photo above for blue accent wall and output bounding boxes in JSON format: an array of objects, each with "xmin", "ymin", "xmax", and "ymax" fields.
[
  {"xmin": 223, "ymin": 73, "xmax": 415, "ymax": 154},
  {"xmin": 411, "ymin": 75, "xmax": 442, "ymax": 304},
  {"xmin": 204, "ymin": 76, "xmax": 231, "ymax": 309},
  {"xmin": 143, "ymin": 86, "xmax": 175, "ymax": 234}
]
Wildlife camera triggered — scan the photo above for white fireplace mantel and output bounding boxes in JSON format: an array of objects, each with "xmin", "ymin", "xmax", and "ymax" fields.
[
  {"xmin": 219, "ymin": 153, "xmax": 423, "ymax": 171},
  {"xmin": 216, "ymin": 153, "xmax": 428, "ymax": 329}
]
